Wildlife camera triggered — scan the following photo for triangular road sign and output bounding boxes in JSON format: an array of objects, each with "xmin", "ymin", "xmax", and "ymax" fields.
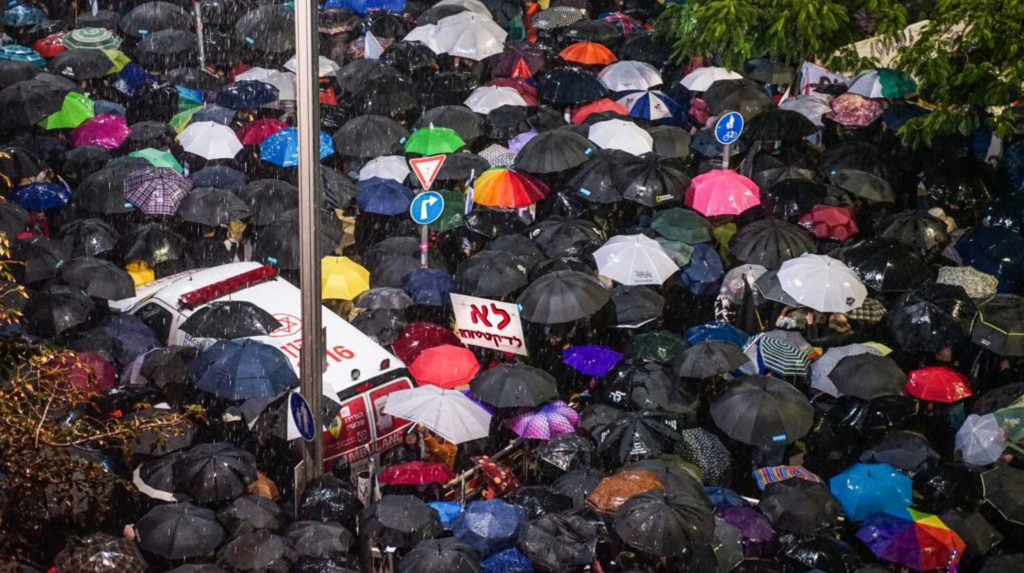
[{"xmin": 408, "ymin": 154, "xmax": 447, "ymax": 191}]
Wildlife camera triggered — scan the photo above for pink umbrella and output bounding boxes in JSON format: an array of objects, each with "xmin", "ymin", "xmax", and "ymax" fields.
[
  {"xmin": 507, "ymin": 401, "xmax": 579, "ymax": 440},
  {"xmin": 237, "ymin": 118, "xmax": 288, "ymax": 146},
  {"xmin": 685, "ymin": 169, "xmax": 760, "ymax": 216},
  {"xmin": 70, "ymin": 114, "xmax": 131, "ymax": 150}
]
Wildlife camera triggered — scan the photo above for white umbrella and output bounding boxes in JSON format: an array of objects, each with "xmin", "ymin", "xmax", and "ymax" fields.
[
  {"xmin": 593, "ymin": 234, "xmax": 679, "ymax": 286},
  {"xmin": 680, "ymin": 67, "xmax": 743, "ymax": 92},
  {"xmin": 359, "ymin": 155, "xmax": 410, "ymax": 183},
  {"xmin": 956, "ymin": 413, "xmax": 1006, "ymax": 467},
  {"xmin": 810, "ymin": 344, "xmax": 881, "ymax": 397},
  {"xmin": 779, "ymin": 94, "xmax": 833, "ymax": 127},
  {"xmin": 178, "ymin": 121, "xmax": 244, "ymax": 160},
  {"xmin": 587, "ymin": 119, "xmax": 653, "ymax": 156},
  {"xmin": 598, "ymin": 60, "xmax": 663, "ymax": 92},
  {"xmin": 382, "ymin": 385, "xmax": 491, "ymax": 444},
  {"xmin": 777, "ymin": 254, "xmax": 867, "ymax": 313},
  {"xmin": 403, "ymin": 24, "xmax": 442, "ymax": 53},
  {"xmin": 234, "ymin": 67, "xmax": 297, "ymax": 100},
  {"xmin": 464, "ymin": 85, "xmax": 528, "ymax": 114},
  {"xmin": 436, "ymin": 0, "xmax": 492, "ymax": 17},
  {"xmin": 284, "ymin": 54, "xmax": 341, "ymax": 77},
  {"xmin": 433, "ymin": 13, "xmax": 507, "ymax": 60}
]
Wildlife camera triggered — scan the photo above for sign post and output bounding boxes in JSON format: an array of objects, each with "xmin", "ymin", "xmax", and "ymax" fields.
[
  {"xmin": 409, "ymin": 154, "xmax": 447, "ymax": 269},
  {"xmin": 714, "ymin": 111, "xmax": 744, "ymax": 170},
  {"xmin": 194, "ymin": 1, "xmax": 205, "ymax": 68}
]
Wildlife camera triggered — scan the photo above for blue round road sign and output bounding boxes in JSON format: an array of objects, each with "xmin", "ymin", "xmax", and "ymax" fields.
[
  {"xmin": 290, "ymin": 392, "xmax": 316, "ymax": 442},
  {"xmin": 410, "ymin": 191, "xmax": 445, "ymax": 225},
  {"xmin": 715, "ymin": 111, "xmax": 744, "ymax": 145}
]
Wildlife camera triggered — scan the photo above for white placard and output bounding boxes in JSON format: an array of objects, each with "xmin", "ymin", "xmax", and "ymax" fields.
[{"xmin": 450, "ymin": 293, "xmax": 528, "ymax": 356}]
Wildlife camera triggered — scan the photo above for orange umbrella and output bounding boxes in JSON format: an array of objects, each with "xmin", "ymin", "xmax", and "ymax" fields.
[
  {"xmin": 587, "ymin": 470, "xmax": 664, "ymax": 513},
  {"xmin": 409, "ymin": 344, "xmax": 481, "ymax": 389},
  {"xmin": 570, "ymin": 98, "xmax": 629, "ymax": 124},
  {"xmin": 560, "ymin": 42, "xmax": 618, "ymax": 66}
]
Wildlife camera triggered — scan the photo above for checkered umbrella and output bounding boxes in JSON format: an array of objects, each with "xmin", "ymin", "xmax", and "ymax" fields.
[
  {"xmin": 531, "ymin": 6, "xmax": 585, "ymax": 30},
  {"xmin": 508, "ymin": 400, "xmax": 579, "ymax": 440},
  {"xmin": 124, "ymin": 166, "xmax": 193, "ymax": 215}
]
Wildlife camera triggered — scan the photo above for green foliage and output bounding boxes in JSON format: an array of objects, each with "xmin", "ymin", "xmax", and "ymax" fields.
[{"xmin": 896, "ymin": 0, "xmax": 1024, "ymax": 146}]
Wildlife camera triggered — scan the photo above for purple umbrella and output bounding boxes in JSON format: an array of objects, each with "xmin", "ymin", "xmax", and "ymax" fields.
[
  {"xmin": 460, "ymin": 388, "xmax": 496, "ymax": 416},
  {"xmin": 509, "ymin": 130, "xmax": 538, "ymax": 154},
  {"xmin": 715, "ymin": 506, "xmax": 779, "ymax": 558},
  {"xmin": 507, "ymin": 401, "xmax": 579, "ymax": 440},
  {"xmin": 563, "ymin": 345, "xmax": 624, "ymax": 377}
]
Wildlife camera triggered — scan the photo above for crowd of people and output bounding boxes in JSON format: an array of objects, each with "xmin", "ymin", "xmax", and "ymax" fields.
[{"xmin": 1, "ymin": 0, "xmax": 1024, "ymax": 572}]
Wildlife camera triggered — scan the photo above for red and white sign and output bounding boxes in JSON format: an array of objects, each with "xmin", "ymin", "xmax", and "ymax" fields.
[
  {"xmin": 409, "ymin": 154, "xmax": 446, "ymax": 191},
  {"xmin": 451, "ymin": 293, "xmax": 528, "ymax": 356}
]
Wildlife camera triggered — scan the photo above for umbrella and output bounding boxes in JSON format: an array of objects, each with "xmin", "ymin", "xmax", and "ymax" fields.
[
  {"xmin": 583, "ymin": 405, "xmax": 687, "ymax": 465},
  {"xmin": 681, "ymin": 67, "xmax": 744, "ymax": 92},
  {"xmin": 464, "ymin": 85, "xmax": 528, "ymax": 114},
  {"xmin": 829, "ymin": 354, "xmax": 905, "ymax": 400},
  {"xmin": 357, "ymin": 177, "xmax": 414, "ymax": 216},
  {"xmin": 587, "ymin": 469, "xmax": 665, "ymax": 514},
  {"xmin": 54, "ymin": 534, "xmax": 147, "ymax": 573},
  {"xmin": 825, "ymin": 93, "xmax": 885, "ymax": 127},
  {"xmin": 48, "ymin": 49, "xmax": 114, "ymax": 81},
  {"xmin": 452, "ymin": 499, "xmax": 526, "ymax": 556},
  {"xmin": 359, "ymin": 155, "xmax": 410, "ymax": 184},
  {"xmin": 599, "ymin": 60, "xmax": 662, "ymax": 92},
  {"xmin": 829, "ymin": 463, "xmax": 912, "ymax": 522},
  {"xmin": 234, "ymin": 4, "xmax": 295, "ymax": 53},
  {"xmin": 879, "ymin": 211, "xmax": 949, "ymax": 257},
  {"xmin": 187, "ymin": 339, "xmax": 297, "ymax": 400},
  {"xmin": 799, "ymin": 204, "xmax": 859, "ymax": 241},
  {"xmin": 64, "ymin": 28, "xmax": 122, "ymax": 50},
  {"xmin": 938, "ymin": 266, "xmax": 999, "ymax": 299},
  {"xmin": 552, "ymin": 468, "xmax": 605, "ymax": 508},
  {"xmin": 856, "ymin": 508, "xmax": 965, "ymax": 571},
  {"xmin": 416, "ymin": 106, "xmax": 485, "ymax": 143},
  {"xmin": 12, "ymin": 236, "xmax": 68, "ymax": 285},
  {"xmin": 537, "ymin": 433, "xmax": 596, "ymax": 473},
  {"xmin": 623, "ymin": 331, "xmax": 688, "ymax": 365},
  {"xmin": 593, "ymin": 234, "xmax": 678, "ymax": 286},
  {"xmin": 130, "ymin": 148, "xmax": 183, "ymax": 173},
  {"xmin": 409, "ymin": 344, "xmax": 480, "ymax": 389},
  {"xmin": 216, "ymin": 530, "xmax": 296, "ymax": 572},
  {"xmin": 236, "ymin": 180, "xmax": 297, "ymax": 225},
  {"xmin": 906, "ymin": 366, "xmax": 972, "ymax": 404},
  {"xmin": 57, "ymin": 218, "xmax": 120, "ymax": 258},
  {"xmin": 334, "ymin": 114, "xmax": 409, "ymax": 159},
  {"xmin": 405, "ymin": 126, "xmax": 466, "ymax": 156},
  {"xmin": 972, "ymin": 294, "xmax": 1024, "ymax": 356},
  {"xmin": 608, "ymin": 284, "xmax": 666, "ymax": 328},
  {"xmin": 392, "ymin": 322, "xmax": 462, "ymax": 364},
  {"xmin": 743, "ymin": 109, "xmax": 817, "ymax": 142},
  {"xmin": 686, "ymin": 170, "xmax": 760, "ymax": 216},
  {"xmin": 470, "ymin": 363, "xmax": 557, "ymax": 408},
  {"xmin": 508, "ymin": 401, "xmax": 579, "ymax": 439},
  {"xmin": 887, "ymin": 284, "xmax": 976, "ymax": 354},
  {"xmin": 518, "ymin": 513, "xmax": 598, "ymax": 572},
  {"xmin": 847, "ymin": 69, "xmax": 917, "ymax": 99},
  {"xmin": 433, "ymin": 12, "xmax": 507, "ymax": 61},
  {"xmin": 124, "ymin": 166, "xmax": 192, "ymax": 215},
  {"xmin": 650, "ymin": 208, "xmax": 713, "ymax": 244},
  {"xmin": 379, "ymin": 461, "xmax": 455, "ymax": 487},
  {"xmin": 571, "ymin": 98, "xmax": 629, "ymax": 124},
  {"xmin": 284, "ymin": 521, "xmax": 354, "ymax": 558},
  {"xmin": 981, "ymin": 465, "xmax": 1024, "ymax": 525},
  {"xmin": 11, "ymin": 182, "xmax": 72, "ymax": 211},
  {"xmin": 938, "ymin": 509, "xmax": 1003, "ymax": 557},
  {"xmin": 704, "ymin": 80, "xmax": 776, "ymax": 118},
  {"xmin": 455, "ymin": 251, "xmax": 529, "ymax": 298},
  {"xmin": 730, "ymin": 220, "xmax": 815, "ymax": 270},
  {"xmin": 588, "ymin": 119, "xmax": 653, "ymax": 156},
  {"xmin": 24, "ymin": 286, "xmax": 93, "ymax": 337},
  {"xmin": 761, "ymin": 179, "xmax": 827, "ymax": 220},
  {"xmin": 611, "ymin": 153, "xmax": 690, "ymax": 207},
  {"xmin": 833, "ymin": 239, "xmax": 929, "ymax": 293},
  {"xmin": 383, "ymin": 385, "xmax": 491, "ymax": 444},
  {"xmin": 401, "ymin": 268, "xmax": 456, "ymax": 306},
  {"xmin": 134, "ymin": 29, "xmax": 198, "ymax": 70},
  {"xmin": 744, "ymin": 333, "xmax": 812, "ymax": 377},
  {"xmin": 514, "ymin": 129, "xmax": 594, "ymax": 175},
  {"xmin": 399, "ymin": 539, "xmax": 480, "ymax": 573},
  {"xmin": 616, "ymin": 90, "xmax": 683, "ymax": 121},
  {"xmin": 538, "ymin": 66, "xmax": 607, "ymax": 106},
  {"xmin": 563, "ymin": 345, "xmax": 624, "ymax": 377},
  {"xmin": 614, "ymin": 488, "xmax": 714, "ymax": 557},
  {"xmin": 175, "ymin": 187, "xmax": 249, "ymax": 227},
  {"xmin": 710, "ymin": 376, "xmax": 813, "ymax": 446},
  {"xmin": 760, "ymin": 479, "xmax": 842, "ymax": 536},
  {"xmin": 59, "ymin": 257, "xmax": 134, "ymax": 301},
  {"xmin": 777, "ymin": 254, "xmax": 867, "ymax": 313},
  {"xmin": 319, "ymin": 256, "xmax": 369, "ymax": 301},
  {"xmin": 830, "ymin": 169, "xmax": 895, "ymax": 202},
  {"xmin": 517, "ymin": 270, "xmax": 609, "ymax": 324},
  {"xmin": 135, "ymin": 503, "xmax": 225, "ymax": 560},
  {"xmin": 473, "ymin": 167, "xmax": 549, "ymax": 208},
  {"xmin": 71, "ymin": 114, "xmax": 131, "ymax": 150},
  {"xmin": 0, "ymin": 75, "xmax": 76, "ymax": 129},
  {"xmin": 955, "ymin": 414, "xmax": 1006, "ymax": 467},
  {"xmin": 180, "ymin": 301, "xmax": 281, "ymax": 340},
  {"xmin": 560, "ymin": 42, "xmax": 617, "ymax": 66},
  {"xmin": 174, "ymin": 442, "xmax": 258, "ymax": 504},
  {"xmin": 361, "ymin": 495, "xmax": 444, "ymax": 550},
  {"xmin": 260, "ymin": 128, "xmax": 333, "ymax": 168},
  {"xmin": 859, "ymin": 430, "xmax": 940, "ymax": 475},
  {"xmin": 672, "ymin": 340, "xmax": 749, "ymax": 379},
  {"xmin": 178, "ymin": 121, "xmax": 243, "ymax": 160},
  {"xmin": 956, "ymin": 226, "xmax": 1024, "ymax": 293},
  {"xmin": 38, "ymin": 92, "xmax": 94, "ymax": 130},
  {"xmin": 780, "ymin": 93, "xmax": 833, "ymax": 126}
]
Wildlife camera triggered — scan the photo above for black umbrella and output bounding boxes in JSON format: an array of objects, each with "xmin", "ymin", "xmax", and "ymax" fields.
[
  {"xmin": 134, "ymin": 453, "xmax": 187, "ymax": 502},
  {"xmin": 126, "ymin": 409, "xmax": 197, "ymax": 455},
  {"xmin": 176, "ymin": 187, "xmax": 250, "ymax": 227},
  {"xmin": 75, "ymin": 163, "xmax": 137, "ymax": 214},
  {"xmin": 134, "ymin": 345, "xmax": 199, "ymax": 391},
  {"xmin": 648, "ymin": 125, "xmax": 691, "ymax": 159},
  {"xmin": 47, "ymin": 49, "xmax": 114, "ymax": 81},
  {"xmin": 567, "ymin": 149, "xmax": 624, "ymax": 204},
  {"xmin": 939, "ymin": 509, "xmax": 1003, "ymax": 556},
  {"xmin": 399, "ymin": 539, "xmax": 480, "ymax": 573},
  {"xmin": 859, "ymin": 430, "xmax": 939, "ymax": 474},
  {"xmin": 887, "ymin": 283, "xmax": 977, "ymax": 354},
  {"xmin": 120, "ymin": 1, "xmax": 192, "ymax": 38},
  {"xmin": 760, "ymin": 480, "xmax": 842, "ymax": 536},
  {"xmin": 598, "ymin": 361, "xmax": 693, "ymax": 414},
  {"xmin": 552, "ymin": 469, "xmax": 606, "ymax": 507},
  {"xmin": 537, "ymin": 433, "xmax": 596, "ymax": 472},
  {"xmin": 54, "ymin": 534, "xmax": 147, "ymax": 573},
  {"xmin": 217, "ymin": 494, "xmax": 287, "ymax": 534},
  {"xmin": 368, "ymin": 255, "xmax": 423, "ymax": 289},
  {"xmin": 351, "ymin": 309, "xmax": 407, "ymax": 346},
  {"xmin": 435, "ymin": 152, "xmax": 489, "ymax": 184},
  {"xmin": 829, "ymin": 354, "xmax": 905, "ymax": 400},
  {"xmin": 382, "ymin": 39, "xmax": 440, "ymax": 77},
  {"xmin": 134, "ymin": 29, "xmax": 198, "ymax": 70},
  {"xmin": 703, "ymin": 80, "xmax": 776, "ymax": 119},
  {"xmin": 333, "ymin": 114, "xmax": 409, "ymax": 159},
  {"xmin": 234, "ymin": 4, "xmax": 295, "ymax": 53},
  {"xmin": 118, "ymin": 223, "xmax": 187, "ymax": 266},
  {"xmin": 299, "ymin": 476, "xmax": 364, "ymax": 529},
  {"xmin": 360, "ymin": 495, "xmax": 443, "ymax": 550},
  {"xmin": 455, "ymin": 251, "xmax": 529, "ymax": 298},
  {"xmin": 613, "ymin": 488, "xmax": 715, "ymax": 557},
  {"xmin": 179, "ymin": 301, "xmax": 282, "ymax": 339},
  {"xmin": 613, "ymin": 153, "xmax": 690, "ymax": 208},
  {"xmin": 63, "ymin": 145, "xmax": 113, "ymax": 184},
  {"xmin": 23, "ymin": 285, "xmax": 93, "ymax": 337},
  {"xmin": 353, "ymin": 74, "xmax": 420, "ymax": 121},
  {"xmin": 470, "ymin": 363, "xmax": 558, "ymax": 408},
  {"xmin": 518, "ymin": 513, "xmax": 599, "ymax": 572},
  {"xmin": 237, "ymin": 180, "xmax": 297, "ymax": 226},
  {"xmin": 0, "ymin": 60, "xmax": 41, "ymax": 89},
  {"xmin": 517, "ymin": 270, "xmax": 609, "ymax": 324},
  {"xmin": 217, "ymin": 530, "xmax": 297, "ymax": 573},
  {"xmin": 335, "ymin": 60, "xmax": 401, "ymax": 94},
  {"xmin": 504, "ymin": 486, "xmax": 572, "ymax": 519},
  {"xmin": 562, "ymin": 19, "xmax": 619, "ymax": 45},
  {"xmin": 538, "ymin": 66, "xmax": 607, "ymax": 106},
  {"xmin": 710, "ymin": 376, "xmax": 813, "ymax": 446},
  {"xmin": 174, "ymin": 442, "xmax": 258, "ymax": 504},
  {"xmin": 913, "ymin": 462, "xmax": 981, "ymax": 514},
  {"xmin": 972, "ymin": 294, "xmax": 1024, "ymax": 357},
  {"xmin": 982, "ymin": 465, "xmax": 1024, "ymax": 525},
  {"xmin": 0, "ymin": 75, "xmax": 75, "ymax": 129},
  {"xmin": 514, "ymin": 129, "xmax": 594, "ymax": 175},
  {"xmin": 125, "ymin": 121, "xmax": 177, "ymax": 152},
  {"xmin": 879, "ymin": 211, "xmax": 949, "ymax": 257},
  {"xmin": 762, "ymin": 179, "xmax": 828, "ymax": 220},
  {"xmin": 484, "ymin": 234, "xmax": 547, "ymax": 269},
  {"xmin": 354, "ymin": 287, "xmax": 415, "ymax": 311},
  {"xmin": 59, "ymin": 257, "xmax": 135, "ymax": 300},
  {"xmin": 676, "ymin": 428, "xmax": 733, "ymax": 487},
  {"xmin": 833, "ymin": 238, "xmax": 930, "ymax": 293},
  {"xmin": 285, "ymin": 521, "xmax": 355, "ymax": 558},
  {"xmin": 730, "ymin": 219, "xmax": 816, "ymax": 270},
  {"xmin": 829, "ymin": 169, "xmax": 895, "ymax": 203},
  {"xmin": 781, "ymin": 535, "xmax": 861, "ymax": 573},
  {"xmin": 0, "ymin": 201, "xmax": 29, "ymax": 237},
  {"xmin": 465, "ymin": 209, "xmax": 529, "ymax": 239},
  {"xmin": 526, "ymin": 217, "xmax": 603, "ymax": 258},
  {"xmin": 609, "ymin": 285, "xmax": 664, "ymax": 328},
  {"xmin": 252, "ymin": 215, "xmax": 341, "ymax": 270},
  {"xmin": 366, "ymin": 10, "xmax": 409, "ymax": 38},
  {"xmin": 582, "ymin": 405, "xmax": 687, "ymax": 465},
  {"xmin": 135, "ymin": 503, "xmax": 225, "ymax": 560},
  {"xmin": 415, "ymin": 106, "xmax": 484, "ymax": 143},
  {"xmin": 743, "ymin": 58, "xmax": 796, "ymax": 85},
  {"xmin": 13, "ymin": 236, "xmax": 69, "ymax": 284},
  {"xmin": 672, "ymin": 340, "xmax": 749, "ymax": 379},
  {"xmin": 166, "ymin": 67, "xmax": 226, "ymax": 91},
  {"xmin": 742, "ymin": 109, "xmax": 816, "ymax": 142}
]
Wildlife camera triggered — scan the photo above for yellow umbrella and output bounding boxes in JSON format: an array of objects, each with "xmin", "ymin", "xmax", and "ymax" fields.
[
  {"xmin": 321, "ymin": 256, "xmax": 370, "ymax": 300},
  {"xmin": 126, "ymin": 260, "xmax": 155, "ymax": 287},
  {"xmin": 103, "ymin": 49, "xmax": 131, "ymax": 73}
]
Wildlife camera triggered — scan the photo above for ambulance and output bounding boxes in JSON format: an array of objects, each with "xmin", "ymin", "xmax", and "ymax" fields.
[{"xmin": 110, "ymin": 262, "xmax": 414, "ymax": 468}]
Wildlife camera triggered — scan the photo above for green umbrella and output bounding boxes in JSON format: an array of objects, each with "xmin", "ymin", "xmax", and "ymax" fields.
[
  {"xmin": 995, "ymin": 397, "xmax": 1024, "ymax": 444},
  {"xmin": 650, "ymin": 208, "xmax": 713, "ymax": 244},
  {"xmin": 625, "ymin": 330, "xmax": 689, "ymax": 363},
  {"xmin": 404, "ymin": 126, "xmax": 465, "ymax": 156},
  {"xmin": 129, "ymin": 148, "xmax": 184, "ymax": 174},
  {"xmin": 169, "ymin": 107, "xmax": 199, "ymax": 133},
  {"xmin": 655, "ymin": 237, "xmax": 694, "ymax": 267},
  {"xmin": 38, "ymin": 92, "xmax": 94, "ymax": 130},
  {"xmin": 428, "ymin": 190, "xmax": 467, "ymax": 232},
  {"xmin": 63, "ymin": 28, "xmax": 123, "ymax": 50}
]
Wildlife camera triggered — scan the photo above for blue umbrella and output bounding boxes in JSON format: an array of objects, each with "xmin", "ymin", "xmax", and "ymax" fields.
[
  {"xmin": 401, "ymin": 268, "xmax": 456, "ymax": 306},
  {"xmin": 704, "ymin": 486, "xmax": 749, "ymax": 509},
  {"xmin": 324, "ymin": 0, "xmax": 405, "ymax": 14},
  {"xmin": 95, "ymin": 315, "xmax": 160, "ymax": 364},
  {"xmin": 191, "ymin": 104, "xmax": 236, "ymax": 126},
  {"xmin": 428, "ymin": 501, "xmax": 464, "ymax": 528},
  {"xmin": 482, "ymin": 548, "xmax": 534, "ymax": 573},
  {"xmin": 684, "ymin": 321, "xmax": 749, "ymax": 347},
  {"xmin": 260, "ymin": 127, "xmax": 333, "ymax": 168},
  {"xmin": 357, "ymin": 176, "xmax": 414, "ymax": 215},
  {"xmin": 619, "ymin": 89, "xmax": 683, "ymax": 121},
  {"xmin": 562, "ymin": 345, "xmax": 624, "ymax": 377},
  {"xmin": 829, "ymin": 463, "xmax": 912, "ymax": 522},
  {"xmin": 0, "ymin": 44, "xmax": 44, "ymax": 66},
  {"xmin": 1, "ymin": 5, "xmax": 45, "ymax": 27},
  {"xmin": 176, "ymin": 85, "xmax": 203, "ymax": 106},
  {"xmin": 189, "ymin": 165, "xmax": 247, "ymax": 190},
  {"xmin": 11, "ymin": 183, "xmax": 71, "ymax": 211},
  {"xmin": 453, "ymin": 499, "xmax": 528, "ymax": 557},
  {"xmin": 216, "ymin": 80, "xmax": 279, "ymax": 109},
  {"xmin": 679, "ymin": 242, "xmax": 723, "ymax": 296},
  {"xmin": 110, "ymin": 63, "xmax": 155, "ymax": 97},
  {"xmin": 955, "ymin": 226, "xmax": 1024, "ymax": 293},
  {"xmin": 186, "ymin": 339, "xmax": 298, "ymax": 400},
  {"xmin": 882, "ymin": 102, "xmax": 930, "ymax": 132}
]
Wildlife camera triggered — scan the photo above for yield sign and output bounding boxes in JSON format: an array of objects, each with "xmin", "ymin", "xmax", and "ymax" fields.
[{"xmin": 408, "ymin": 154, "xmax": 446, "ymax": 191}]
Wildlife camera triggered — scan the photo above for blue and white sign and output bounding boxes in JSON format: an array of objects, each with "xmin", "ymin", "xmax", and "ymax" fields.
[
  {"xmin": 714, "ymin": 111, "xmax": 744, "ymax": 145},
  {"xmin": 410, "ymin": 191, "xmax": 445, "ymax": 225},
  {"xmin": 289, "ymin": 392, "xmax": 316, "ymax": 442}
]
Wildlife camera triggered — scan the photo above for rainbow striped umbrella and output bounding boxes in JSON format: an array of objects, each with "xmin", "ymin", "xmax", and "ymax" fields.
[
  {"xmin": 856, "ymin": 507, "xmax": 965, "ymax": 571},
  {"xmin": 472, "ymin": 167, "xmax": 549, "ymax": 208}
]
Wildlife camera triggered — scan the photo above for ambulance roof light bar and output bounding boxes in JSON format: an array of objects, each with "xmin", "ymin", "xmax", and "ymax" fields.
[{"xmin": 177, "ymin": 265, "xmax": 278, "ymax": 309}]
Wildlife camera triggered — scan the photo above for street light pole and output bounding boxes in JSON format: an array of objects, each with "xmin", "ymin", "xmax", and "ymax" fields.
[{"xmin": 294, "ymin": 0, "xmax": 324, "ymax": 485}]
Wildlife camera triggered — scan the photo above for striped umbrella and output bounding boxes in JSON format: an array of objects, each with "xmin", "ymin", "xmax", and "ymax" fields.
[
  {"xmin": 63, "ymin": 28, "xmax": 123, "ymax": 50},
  {"xmin": 744, "ymin": 333, "xmax": 811, "ymax": 377},
  {"xmin": 0, "ymin": 45, "xmax": 45, "ymax": 67},
  {"xmin": 472, "ymin": 167, "xmax": 549, "ymax": 208},
  {"xmin": 752, "ymin": 465, "xmax": 823, "ymax": 490}
]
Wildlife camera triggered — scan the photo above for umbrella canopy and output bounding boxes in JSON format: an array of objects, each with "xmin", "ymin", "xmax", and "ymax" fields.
[
  {"xmin": 452, "ymin": 499, "xmax": 526, "ymax": 556},
  {"xmin": 405, "ymin": 125, "xmax": 466, "ymax": 155},
  {"xmin": 514, "ymin": 129, "xmax": 593, "ymax": 175},
  {"xmin": 186, "ymin": 339, "xmax": 298, "ymax": 400},
  {"xmin": 906, "ymin": 366, "xmax": 972, "ymax": 403},
  {"xmin": 472, "ymin": 167, "xmax": 549, "ymax": 208},
  {"xmin": 216, "ymin": 529, "xmax": 296, "ymax": 572},
  {"xmin": 599, "ymin": 60, "xmax": 662, "ymax": 92},
  {"xmin": 538, "ymin": 66, "xmax": 607, "ymax": 106},
  {"xmin": 379, "ymin": 461, "xmax": 456, "ymax": 486},
  {"xmin": 470, "ymin": 363, "xmax": 557, "ymax": 408},
  {"xmin": 760, "ymin": 479, "xmax": 842, "ymax": 536},
  {"xmin": 176, "ymin": 187, "xmax": 249, "ymax": 227},
  {"xmin": 409, "ymin": 344, "xmax": 481, "ymax": 389},
  {"xmin": 124, "ymin": 166, "xmax": 192, "ymax": 215},
  {"xmin": 180, "ymin": 301, "xmax": 282, "ymax": 340},
  {"xmin": 260, "ymin": 128, "xmax": 333, "ymax": 167},
  {"xmin": 587, "ymin": 118, "xmax": 653, "ymax": 156},
  {"xmin": 856, "ymin": 508, "xmax": 965, "ymax": 571},
  {"xmin": 830, "ymin": 463, "xmax": 913, "ymax": 522},
  {"xmin": 880, "ymin": 210, "xmax": 949, "ymax": 257},
  {"xmin": 730, "ymin": 219, "xmax": 815, "ymax": 270},
  {"xmin": 829, "ymin": 353, "xmax": 906, "ymax": 401},
  {"xmin": 135, "ymin": 503, "xmax": 225, "ymax": 560},
  {"xmin": 174, "ymin": 442, "xmax": 258, "ymax": 504},
  {"xmin": 686, "ymin": 170, "xmax": 760, "ymax": 216},
  {"xmin": 361, "ymin": 495, "xmax": 443, "ymax": 550},
  {"xmin": 0, "ymin": 75, "xmax": 77, "ymax": 129},
  {"xmin": 54, "ymin": 534, "xmax": 147, "ymax": 573},
  {"xmin": 11, "ymin": 182, "xmax": 73, "ymax": 211},
  {"xmin": 508, "ymin": 401, "xmax": 579, "ymax": 439},
  {"xmin": 59, "ymin": 257, "xmax": 135, "ymax": 301},
  {"xmin": 981, "ymin": 464, "xmax": 1024, "ymax": 525},
  {"xmin": 847, "ymin": 68, "xmax": 917, "ymax": 99},
  {"xmin": 71, "ymin": 114, "xmax": 131, "ymax": 150},
  {"xmin": 744, "ymin": 109, "xmax": 817, "ymax": 142},
  {"xmin": 48, "ymin": 49, "xmax": 115, "ymax": 81},
  {"xmin": 38, "ymin": 92, "xmax": 94, "ymax": 130},
  {"xmin": 681, "ymin": 67, "xmax": 744, "ymax": 92},
  {"xmin": 518, "ymin": 513, "xmax": 599, "ymax": 572},
  {"xmin": 834, "ymin": 238, "xmax": 930, "ymax": 293},
  {"xmin": 971, "ymin": 294, "xmax": 1024, "ymax": 357},
  {"xmin": 614, "ymin": 488, "xmax": 715, "ymax": 557},
  {"xmin": 560, "ymin": 41, "xmax": 617, "ymax": 66},
  {"xmin": 594, "ymin": 234, "xmax": 679, "ymax": 286},
  {"xmin": 399, "ymin": 539, "xmax": 480, "ymax": 573},
  {"xmin": 432, "ymin": 12, "xmax": 507, "ymax": 61},
  {"xmin": 517, "ymin": 270, "xmax": 609, "ymax": 324},
  {"xmin": 179, "ymin": 121, "xmax": 243, "ymax": 160},
  {"xmin": 777, "ymin": 254, "xmax": 867, "ymax": 313},
  {"xmin": 383, "ymin": 385, "xmax": 491, "ymax": 444},
  {"xmin": 672, "ymin": 340, "xmax": 749, "ymax": 379},
  {"xmin": 583, "ymin": 405, "xmax": 687, "ymax": 465},
  {"xmin": 563, "ymin": 345, "xmax": 624, "ymax": 377},
  {"xmin": 955, "ymin": 414, "xmax": 1006, "ymax": 467},
  {"xmin": 710, "ymin": 376, "xmax": 813, "ymax": 446}
]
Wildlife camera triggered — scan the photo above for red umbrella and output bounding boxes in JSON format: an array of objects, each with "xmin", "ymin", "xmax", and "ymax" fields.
[
  {"xmin": 378, "ymin": 461, "xmax": 455, "ymax": 485},
  {"xmin": 33, "ymin": 33, "xmax": 66, "ymax": 58},
  {"xmin": 484, "ymin": 78, "xmax": 539, "ymax": 106},
  {"xmin": 392, "ymin": 322, "xmax": 462, "ymax": 364},
  {"xmin": 570, "ymin": 98, "xmax": 628, "ymax": 124},
  {"xmin": 409, "ymin": 344, "xmax": 480, "ymax": 389},
  {"xmin": 236, "ymin": 118, "xmax": 289, "ymax": 146},
  {"xmin": 799, "ymin": 205, "xmax": 859, "ymax": 240},
  {"xmin": 906, "ymin": 366, "xmax": 973, "ymax": 403},
  {"xmin": 46, "ymin": 351, "xmax": 116, "ymax": 394}
]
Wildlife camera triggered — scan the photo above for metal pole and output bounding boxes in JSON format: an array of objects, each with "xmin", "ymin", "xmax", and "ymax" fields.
[
  {"xmin": 419, "ymin": 224, "xmax": 429, "ymax": 268},
  {"xmin": 295, "ymin": 0, "xmax": 323, "ymax": 484},
  {"xmin": 194, "ymin": 1, "xmax": 205, "ymax": 69},
  {"xmin": 722, "ymin": 143, "xmax": 730, "ymax": 170}
]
